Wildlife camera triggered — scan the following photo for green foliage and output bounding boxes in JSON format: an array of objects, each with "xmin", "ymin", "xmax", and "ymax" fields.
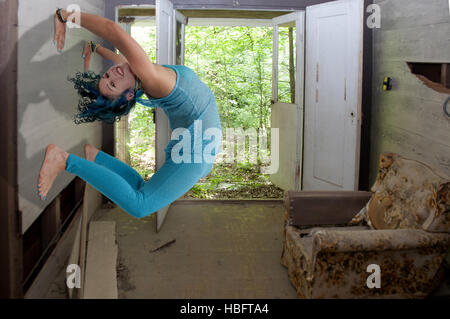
[
  {"xmin": 277, "ymin": 27, "xmax": 296, "ymax": 104},
  {"xmin": 128, "ymin": 101, "xmax": 155, "ymax": 180},
  {"xmin": 126, "ymin": 24, "xmax": 287, "ymax": 198},
  {"xmin": 184, "ymin": 26, "xmax": 274, "ymax": 130},
  {"xmin": 131, "ymin": 25, "xmax": 156, "ymax": 61},
  {"xmin": 127, "ymin": 26, "xmax": 157, "ymax": 180},
  {"xmin": 183, "ymin": 162, "xmax": 284, "ymax": 199}
]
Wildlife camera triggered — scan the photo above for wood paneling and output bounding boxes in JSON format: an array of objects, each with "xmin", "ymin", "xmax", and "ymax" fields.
[
  {"xmin": 180, "ymin": 9, "xmax": 290, "ymax": 18},
  {"xmin": 22, "ymin": 218, "xmax": 42, "ymax": 286},
  {"xmin": 370, "ymin": 0, "xmax": 450, "ymax": 184},
  {"xmin": 22, "ymin": 178, "xmax": 84, "ymax": 293},
  {"xmin": 119, "ymin": 8, "xmax": 155, "ymax": 16},
  {"xmin": 119, "ymin": 8, "xmax": 291, "ymax": 18},
  {"xmin": 40, "ymin": 196, "xmax": 61, "ymax": 251},
  {"xmin": 0, "ymin": 0, "xmax": 23, "ymax": 298},
  {"xmin": 25, "ymin": 204, "xmax": 83, "ymax": 299}
]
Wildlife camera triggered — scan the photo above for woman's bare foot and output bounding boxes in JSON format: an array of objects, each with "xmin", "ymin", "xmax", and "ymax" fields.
[
  {"xmin": 38, "ymin": 144, "xmax": 69, "ymax": 200},
  {"xmin": 84, "ymin": 144, "xmax": 99, "ymax": 162}
]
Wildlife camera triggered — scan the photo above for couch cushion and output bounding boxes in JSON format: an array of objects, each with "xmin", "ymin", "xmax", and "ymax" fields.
[{"xmin": 353, "ymin": 153, "xmax": 450, "ymax": 232}]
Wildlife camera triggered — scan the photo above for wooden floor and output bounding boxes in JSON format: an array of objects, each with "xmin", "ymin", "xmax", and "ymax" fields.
[{"xmin": 90, "ymin": 200, "xmax": 298, "ymax": 299}]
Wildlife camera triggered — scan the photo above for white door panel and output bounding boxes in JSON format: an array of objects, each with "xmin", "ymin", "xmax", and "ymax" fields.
[{"xmin": 303, "ymin": 0, "xmax": 363, "ymax": 190}]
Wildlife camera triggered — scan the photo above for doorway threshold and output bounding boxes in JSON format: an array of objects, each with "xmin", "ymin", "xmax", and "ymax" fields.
[{"xmin": 173, "ymin": 199, "xmax": 284, "ymax": 205}]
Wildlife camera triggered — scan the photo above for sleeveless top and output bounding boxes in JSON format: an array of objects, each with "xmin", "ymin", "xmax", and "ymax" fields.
[{"xmin": 135, "ymin": 65, "xmax": 222, "ymax": 162}]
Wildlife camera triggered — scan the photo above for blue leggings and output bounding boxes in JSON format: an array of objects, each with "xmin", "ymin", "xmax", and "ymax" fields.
[
  {"xmin": 65, "ymin": 150, "xmax": 213, "ymax": 218},
  {"xmin": 65, "ymin": 65, "xmax": 221, "ymax": 218}
]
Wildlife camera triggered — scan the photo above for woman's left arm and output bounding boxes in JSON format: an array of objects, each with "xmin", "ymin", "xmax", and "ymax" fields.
[
  {"xmin": 96, "ymin": 45, "xmax": 127, "ymax": 65},
  {"xmin": 82, "ymin": 41, "xmax": 127, "ymax": 70}
]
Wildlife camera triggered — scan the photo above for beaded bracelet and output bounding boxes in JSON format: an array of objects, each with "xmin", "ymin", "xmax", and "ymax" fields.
[{"xmin": 89, "ymin": 41, "xmax": 100, "ymax": 53}]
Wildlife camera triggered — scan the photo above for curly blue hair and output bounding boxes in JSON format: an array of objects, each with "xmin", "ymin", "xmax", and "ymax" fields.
[{"xmin": 68, "ymin": 70, "xmax": 138, "ymax": 124}]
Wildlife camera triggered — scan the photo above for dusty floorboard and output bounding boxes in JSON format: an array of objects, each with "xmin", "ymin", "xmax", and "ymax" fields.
[{"xmin": 92, "ymin": 200, "xmax": 298, "ymax": 299}]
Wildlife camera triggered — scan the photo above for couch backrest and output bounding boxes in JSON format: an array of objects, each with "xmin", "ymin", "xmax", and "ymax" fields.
[{"xmin": 368, "ymin": 153, "xmax": 450, "ymax": 233}]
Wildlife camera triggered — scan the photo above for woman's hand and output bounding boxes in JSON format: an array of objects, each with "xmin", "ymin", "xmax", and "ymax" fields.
[
  {"xmin": 82, "ymin": 42, "xmax": 93, "ymax": 72},
  {"xmin": 53, "ymin": 11, "xmax": 66, "ymax": 52}
]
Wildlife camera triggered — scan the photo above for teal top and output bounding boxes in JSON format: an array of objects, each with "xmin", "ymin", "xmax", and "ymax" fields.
[{"xmin": 135, "ymin": 65, "xmax": 222, "ymax": 157}]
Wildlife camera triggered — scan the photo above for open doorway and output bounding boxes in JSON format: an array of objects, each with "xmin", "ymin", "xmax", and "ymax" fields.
[
  {"xmin": 181, "ymin": 24, "xmax": 286, "ymax": 199},
  {"xmin": 115, "ymin": 9, "xmax": 302, "ymax": 200}
]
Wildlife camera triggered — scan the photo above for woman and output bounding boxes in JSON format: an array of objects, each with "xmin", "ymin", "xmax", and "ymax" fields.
[{"xmin": 38, "ymin": 9, "xmax": 222, "ymax": 218}]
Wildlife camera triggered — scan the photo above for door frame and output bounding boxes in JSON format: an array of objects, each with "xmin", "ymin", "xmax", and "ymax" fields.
[
  {"xmin": 155, "ymin": 0, "xmax": 188, "ymax": 232},
  {"xmin": 110, "ymin": 2, "xmax": 367, "ymax": 195}
]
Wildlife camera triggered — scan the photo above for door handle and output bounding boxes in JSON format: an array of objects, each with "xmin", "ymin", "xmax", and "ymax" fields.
[
  {"xmin": 316, "ymin": 64, "xmax": 319, "ymax": 82},
  {"xmin": 350, "ymin": 111, "xmax": 356, "ymax": 124},
  {"xmin": 344, "ymin": 77, "xmax": 347, "ymax": 101}
]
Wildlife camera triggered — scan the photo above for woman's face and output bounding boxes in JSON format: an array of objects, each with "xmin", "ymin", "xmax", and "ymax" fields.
[{"xmin": 99, "ymin": 62, "xmax": 136, "ymax": 100}]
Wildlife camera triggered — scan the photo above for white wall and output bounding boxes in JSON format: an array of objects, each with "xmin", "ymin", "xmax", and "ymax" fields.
[{"xmin": 18, "ymin": 0, "xmax": 106, "ymax": 233}]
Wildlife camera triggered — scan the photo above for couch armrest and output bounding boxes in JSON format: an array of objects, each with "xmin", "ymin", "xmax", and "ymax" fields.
[
  {"xmin": 312, "ymin": 228, "xmax": 450, "ymax": 254},
  {"xmin": 284, "ymin": 191, "xmax": 372, "ymax": 227}
]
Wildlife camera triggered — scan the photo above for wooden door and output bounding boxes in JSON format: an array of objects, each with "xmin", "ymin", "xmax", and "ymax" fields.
[{"xmin": 302, "ymin": 0, "xmax": 364, "ymax": 190}]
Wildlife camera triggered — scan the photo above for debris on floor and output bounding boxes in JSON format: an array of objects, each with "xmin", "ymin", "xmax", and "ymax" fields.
[{"xmin": 150, "ymin": 239, "xmax": 176, "ymax": 253}]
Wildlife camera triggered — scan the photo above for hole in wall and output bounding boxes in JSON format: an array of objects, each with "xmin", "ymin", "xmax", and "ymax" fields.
[{"xmin": 407, "ymin": 62, "xmax": 450, "ymax": 94}]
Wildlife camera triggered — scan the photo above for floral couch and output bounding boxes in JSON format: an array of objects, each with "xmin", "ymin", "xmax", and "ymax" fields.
[{"xmin": 281, "ymin": 153, "xmax": 450, "ymax": 298}]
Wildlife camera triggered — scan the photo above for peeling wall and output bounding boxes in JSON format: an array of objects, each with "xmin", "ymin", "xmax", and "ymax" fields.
[
  {"xmin": 370, "ymin": 0, "xmax": 450, "ymax": 184},
  {"xmin": 18, "ymin": 0, "xmax": 106, "ymax": 233}
]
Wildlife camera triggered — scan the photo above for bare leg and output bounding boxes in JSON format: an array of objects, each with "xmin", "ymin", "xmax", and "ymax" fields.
[{"xmin": 38, "ymin": 144, "xmax": 69, "ymax": 200}]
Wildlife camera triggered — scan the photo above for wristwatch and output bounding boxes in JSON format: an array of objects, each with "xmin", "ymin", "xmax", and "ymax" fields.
[{"xmin": 56, "ymin": 8, "xmax": 67, "ymax": 23}]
